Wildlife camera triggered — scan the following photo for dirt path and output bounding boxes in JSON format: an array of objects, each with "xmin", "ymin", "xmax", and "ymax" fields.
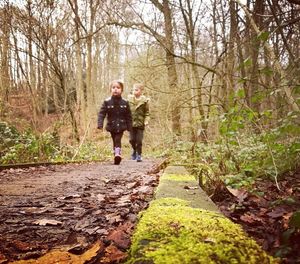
[{"xmin": 0, "ymin": 159, "xmax": 164, "ymax": 263}]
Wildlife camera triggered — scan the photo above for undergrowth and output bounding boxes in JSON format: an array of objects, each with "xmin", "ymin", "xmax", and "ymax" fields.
[
  {"xmin": 0, "ymin": 121, "xmax": 110, "ymax": 164},
  {"xmin": 166, "ymin": 108, "xmax": 300, "ymax": 193}
]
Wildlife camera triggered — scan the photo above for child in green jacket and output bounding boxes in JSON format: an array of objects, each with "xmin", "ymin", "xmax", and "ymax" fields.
[{"xmin": 128, "ymin": 83, "xmax": 150, "ymax": 162}]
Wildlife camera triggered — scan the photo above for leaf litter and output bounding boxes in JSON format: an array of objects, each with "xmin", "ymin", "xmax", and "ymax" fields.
[
  {"xmin": 213, "ymin": 170, "xmax": 300, "ymax": 263},
  {"xmin": 0, "ymin": 159, "xmax": 163, "ymax": 263}
]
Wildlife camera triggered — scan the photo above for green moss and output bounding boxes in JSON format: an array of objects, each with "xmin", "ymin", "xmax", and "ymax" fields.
[
  {"xmin": 127, "ymin": 198, "xmax": 278, "ymax": 264},
  {"xmin": 161, "ymin": 173, "xmax": 195, "ymax": 182}
]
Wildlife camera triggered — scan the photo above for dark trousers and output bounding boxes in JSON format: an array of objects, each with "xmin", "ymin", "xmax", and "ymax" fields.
[
  {"xmin": 110, "ymin": 132, "xmax": 123, "ymax": 148},
  {"xmin": 129, "ymin": 127, "xmax": 144, "ymax": 155}
]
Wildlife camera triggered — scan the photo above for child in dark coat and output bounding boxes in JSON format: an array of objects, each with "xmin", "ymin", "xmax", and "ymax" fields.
[{"xmin": 98, "ymin": 80, "xmax": 132, "ymax": 165}]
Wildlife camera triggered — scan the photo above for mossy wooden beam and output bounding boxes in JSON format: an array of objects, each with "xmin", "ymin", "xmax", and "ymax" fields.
[
  {"xmin": 156, "ymin": 166, "xmax": 219, "ymax": 211},
  {"xmin": 126, "ymin": 166, "xmax": 277, "ymax": 264}
]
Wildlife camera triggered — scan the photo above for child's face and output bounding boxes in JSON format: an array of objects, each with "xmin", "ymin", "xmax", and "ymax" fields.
[
  {"xmin": 111, "ymin": 82, "xmax": 122, "ymax": 96},
  {"xmin": 133, "ymin": 87, "xmax": 142, "ymax": 97}
]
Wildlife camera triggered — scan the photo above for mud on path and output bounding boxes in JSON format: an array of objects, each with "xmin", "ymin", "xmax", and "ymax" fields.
[{"xmin": 0, "ymin": 159, "xmax": 164, "ymax": 263}]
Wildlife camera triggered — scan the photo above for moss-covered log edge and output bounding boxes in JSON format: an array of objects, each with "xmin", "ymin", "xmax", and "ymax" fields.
[{"xmin": 126, "ymin": 195, "xmax": 278, "ymax": 263}]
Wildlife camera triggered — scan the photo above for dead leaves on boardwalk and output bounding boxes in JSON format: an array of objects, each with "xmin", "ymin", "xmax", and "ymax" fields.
[
  {"xmin": 0, "ymin": 160, "xmax": 161, "ymax": 263},
  {"xmin": 11, "ymin": 241, "xmax": 104, "ymax": 264}
]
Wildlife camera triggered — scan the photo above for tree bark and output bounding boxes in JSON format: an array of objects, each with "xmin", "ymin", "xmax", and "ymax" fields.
[
  {"xmin": 0, "ymin": 3, "xmax": 11, "ymax": 115},
  {"xmin": 179, "ymin": 0, "xmax": 207, "ymax": 141},
  {"xmin": 237, "ymin": 0, "xmax": 300, "ymax": 112},
  {"xmin": 151, "ymin": 0, "xmax": 181, "ymax": 136}
]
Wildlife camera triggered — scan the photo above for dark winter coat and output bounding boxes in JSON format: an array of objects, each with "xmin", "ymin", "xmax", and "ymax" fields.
[{"xmin": 98, "ymin": 96, "xmax": 132, "ymax": 133}]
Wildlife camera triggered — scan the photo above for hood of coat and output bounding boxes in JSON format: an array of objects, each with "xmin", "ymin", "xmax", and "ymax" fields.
[{"xmin": 128, "ymin": 94, "xmax": 149, "ymax": 109}]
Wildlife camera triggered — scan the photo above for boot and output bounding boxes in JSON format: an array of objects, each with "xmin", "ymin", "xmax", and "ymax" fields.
[
  {"xmin": 136, "ymin": 154, "xmax": 142, "ymax": 162},
  {"xmin": 114, "ymin": 147, "xmax": 122, "ymax": 165},
  {"xmin": 131, "ymin": 151, "xmax": 137, "ymax": 160}
]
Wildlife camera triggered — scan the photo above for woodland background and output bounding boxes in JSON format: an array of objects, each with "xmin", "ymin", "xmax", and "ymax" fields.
[
  {"xmin": 1, "ymin": 0, "xmax": 300, "ymax": 261},
  {"xmin": 1, "ymin": 0, "xmax": 300, "ymax": 183}
]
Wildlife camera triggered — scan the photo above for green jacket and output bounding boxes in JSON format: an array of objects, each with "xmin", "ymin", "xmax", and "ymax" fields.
[{"xmin": 128, "ymin": 94, "xmax": 150, "ymax": 129}]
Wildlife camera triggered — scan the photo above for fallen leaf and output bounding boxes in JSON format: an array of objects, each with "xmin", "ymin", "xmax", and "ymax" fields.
[
  {"xmin": 287, "ymin": 188, "xmax": 293, "ymax": 195},
  {"xmin": 67, "ymin": 194, "xmax": 81, "ymax": 199},
  {"xmin": 96, "ymin": 229, "xmax": 109, "ymax": 235},
  {"xmin": 106, "ymin": 213, "xmax": 122, "ymax": 224},
  {"xmin": 117, "ymin": 195, "xmax": 131, "ymax": 206},
  {"xmin": 136, "ymin": 186, "xmax": 152, "ymax": 194},
  {"xmin": 119, "ymin": 221, "xmax": 135, "ymax": 232},
  {"xmin": 106, "ymin": 229, "xmax": 131, "ymax": 249},
  {"xmin": 57, "ymin": 194, "xmax": 81, "ymax": 201},
  {"xmin": 11, "ymin": 240, "xmax": 33, "ymax": 252},
  {"xmin": 101, "ymin": 245, "xmax": 127, "ymax": 264},
  {"xmin": 33, "ymin": 219, "xmax": 63, "ymax": 226},
  {"xmin": 258, "ymin": 208, "xmax": 268, "ymax": 216},
  {"xmin": 10, "ymin": 241, "xmax": 104, "ymax": 264},
  {"xmin": 267, "ymin": 208, "xmax": 288, "ymax": 218},
  {"xmin": 74, "ymin": 219, "xmax": 92, "ymax": 231},
  {"xmin": 240, "ymin": 213, "xmax": 262, "ymax": 224},
  {"xmin": 126, "ymin": 182, "xmax": 140, "ymax": 189},
  {"xmin": 183, "ymin": 186, "xmax": 198, "ymax": 190},
  {"xmin": 142, "ymin": 177, "xmax": 157, "ymax": 186},
  {"xmin": 226, "ymin": 187, "xmax": 248, "ymax": 203},
  {"xmin": 103, "ymin": 178, "xmax": 110, "ymax": 184},
  {"xmin": 0, "ymin": 253, "xmax": 7, "ymax": 264},
  {"xmin": 97, "ymin": 194, "xmax": 106, "ymax": 202},
  {"xmin": 203, "ymin": 237, "xmax": 216, "ymax": 244}
]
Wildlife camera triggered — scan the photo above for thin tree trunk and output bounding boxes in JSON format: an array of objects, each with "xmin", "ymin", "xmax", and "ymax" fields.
[
  {"xmin": 0, "ymin": 3, "xmax": 10, "ymax": 115},
  {"xmin": 179, "ymin": 0, "xmax": 207, "ymax": 141},
  {"xmin": 162, "ymin": 0, "xmax": 181, "ymax": 135},
  {"xmin": 26, "ymin": 0, "xmax": 39, "ymax": 127},
  {"xmin": 237, "ymin": 0, "xmax": 300, "ymax": 112}
]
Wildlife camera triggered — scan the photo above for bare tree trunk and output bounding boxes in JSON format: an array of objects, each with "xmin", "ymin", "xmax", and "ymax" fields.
[
  {"xmin": 69, "ymin": 0, "xmax": 88, "ymax": 131},
  {"xmin": 227, "ymin": 0, "xmax": 237, "ymax": 97},
  {"xmin": 249, "ymin": 0, "xmax": 265, "ymax": 111},
  {"xmin": 151, "ymin": 0, "xmax": 181, "ymax": 136},
  {"xmin": 0, "ymin": 3, "xmax": 11, "ymax": 115},
  {"xmin": 26, "ymin": 0, "xmax": 39, "ymax": 127},
  {"xmin": 179, "ymin": 0, "xmax": 207, "ymax": 141},
  {"xmin": 75, "ymin": 39, "xmax": 87, "ymax": 128},
  {"xmin": 85, "ymin": 0, "xmax": 98, "ymax": 136},
  {"xmin": 237, "ymin": 0, "xmax": 300, "ymax": 112}
]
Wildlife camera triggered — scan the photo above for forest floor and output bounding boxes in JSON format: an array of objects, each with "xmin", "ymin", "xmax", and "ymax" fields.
[
  {"xmin": 0, "ymin": 160, "xmax": 299, "ymax": 263},
  {"xmin": 0, "ymin": 159, "xmax": 163, "ymax": 263},
  {"xmin": 213, "ymin": 169, "xmax": 300, "ymax": 264}
]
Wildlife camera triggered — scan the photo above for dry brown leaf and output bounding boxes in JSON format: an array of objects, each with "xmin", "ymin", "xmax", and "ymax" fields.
[
  {"xmin": 97, "ymin": 194, "xmax": 106, "ymax": 202},
  {"xmin": 11, "ymin": 240, "xmax": 34, "ymax": 252},
  {"xmin": 0, "ymin": 253, "xmax": 7, "ymax": 264},
  {"xmin": 240, "ymin": 213, "xmax": 262, "ymax": 224},
  {"xmin": 106, "ymin": 213, "xmax": 122, "ymax": 224},
  {"xmin": 136, "ymin": 186, "xmax": 152, "ymax": 194},
  {"xmin": 101, "ymin": 245, "xmax": 127, "ymax": 264},
  {"xmin": 106, "ymin": 229, "xmax": 131, "ymax": 249},
  {"xmin": 183, "ymin": 185, "xmax": 198, "ymax": 190},
  {"xmin": 226, "ymin": 187, "xmax": 248, "ymax": 203},
  {"xmin": 126, "ymin": 182, "xmax": 140, "ymax": 189},
  {"xmin": 11, "ymin": 241, "xmax": 104, "ymax": 264},
  {"xmin": 267, "ymin": 208, "xmax": 288, "ymax": 219},
  {"xmin": 282, "ymin": 212, "xmax": 293, "ymax": 229},
  {"xmin": 33, "ymin": 219, "xmax": 62, "ymax": 226}
]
